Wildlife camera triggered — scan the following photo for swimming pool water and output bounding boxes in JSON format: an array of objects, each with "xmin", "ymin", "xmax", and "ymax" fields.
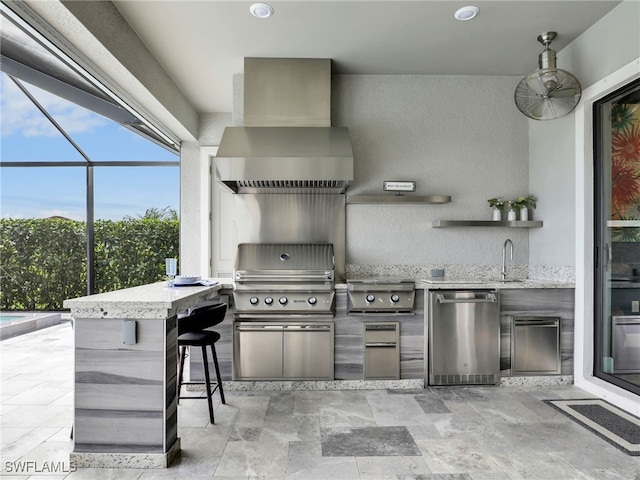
[{"xmin": 0, "ymin": 314, "xmax": 30, "ymax": 323}]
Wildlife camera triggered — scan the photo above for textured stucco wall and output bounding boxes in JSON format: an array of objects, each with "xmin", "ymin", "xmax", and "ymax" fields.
[
  {"xmin": 529, "ymin": 0, "xmax": 640, "ymax": 268},
  {"xmin": 180, "ymin": 113, "xmax": 231, "ymax": 276},
  {"xmin": 528, "ymin": 115, "xmax": 576, "ymax": 267},
  {"xmin": 560, "ymin": 0, "xmax": 640, "ymax": 92},
  {"xmin": 179, "ymin": 141, "xmax": 202, "ymax": 275},
  {"xmin": 199, "ymin": 112, "xmax": 231, "ymax": 146},
  {"xmin": 332, "ymin": 75, "xmax": 530, "ymax": 265}
]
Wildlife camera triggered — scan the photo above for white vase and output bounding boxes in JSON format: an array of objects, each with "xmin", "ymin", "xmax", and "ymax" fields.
[
  {"xmin": 520, "ymin": 206, "xmax": 529, "ymax": 221},
  {"xmin": 507, "ymin": 209, "xmax": 517, "ymax": 221},
  {"xmin": 492, "ymin": 209, "xmax": 502, "ymax": 221}
]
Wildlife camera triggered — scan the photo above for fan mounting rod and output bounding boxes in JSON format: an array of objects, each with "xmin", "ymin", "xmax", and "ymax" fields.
[
  {"xmin": 537, "ymin": 31, "xmax": 558, "ymax": 70},
  {"xmin": 537, "ymin": 31, "xmax": 557, "ymax": 47}
]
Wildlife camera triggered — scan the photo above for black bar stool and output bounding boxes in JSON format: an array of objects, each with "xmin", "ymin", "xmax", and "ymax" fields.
[{"xmin": 177, "ymin": 303, "xmax": 226, "ymax": 423}]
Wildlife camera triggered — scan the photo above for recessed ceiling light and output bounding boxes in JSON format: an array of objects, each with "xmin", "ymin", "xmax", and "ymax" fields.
[
  {"xmin": 250, "ymin": 2, "xmax": 274, "ymax": 19},
  {"xmin": 454, "ymin": 6, "xmax": 479, "ymax": 21}
]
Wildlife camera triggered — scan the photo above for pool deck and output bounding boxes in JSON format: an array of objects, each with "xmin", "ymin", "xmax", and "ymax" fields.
[
  {"xmin": 0, "ymin": 312, "xmax": 65, "ymax": 340},
  {"xmin": 1, "ymin": 323, "xmax": 639, "ymax": 479}
]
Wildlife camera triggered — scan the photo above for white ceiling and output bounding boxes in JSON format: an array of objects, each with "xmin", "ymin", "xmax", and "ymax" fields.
[{"xmin": 112, "ymin": 0, "xmax": 622, "ymax": 113}]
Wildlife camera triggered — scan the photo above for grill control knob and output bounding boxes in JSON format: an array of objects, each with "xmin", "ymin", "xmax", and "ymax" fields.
[
  {"xmin": 308, "ymin": 296, "xmax": 317, "ymax": 305},
  {"xmin": 250, "ymin": 296, "xmax": 259, "ymax": 305},
  {"xmin": 390, "ymin": 294, "xmax": 400, "ymax": 303},
  {"xmin": 279, "ymin": 296, "xmax": 288, "ymax": 305},
  {"xmin": 366, "ymin": 294, "xmax": 376, "ymax": 303},
  {"xmin": 264, "ymin": 297, "xmax": 274, "ymax": 305}
]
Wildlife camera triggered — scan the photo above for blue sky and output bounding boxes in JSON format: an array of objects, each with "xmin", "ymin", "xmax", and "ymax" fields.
[{"xmin": 0, "ymin": 73, "xmax": 180, "ymax": 221}]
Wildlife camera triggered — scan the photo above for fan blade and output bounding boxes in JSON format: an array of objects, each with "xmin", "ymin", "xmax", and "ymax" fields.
[
  {"xmin": 532, "ymin": 99, "xmax": 556, "ymax": 120},
  {"xmin": 550, "ymin": 86, "xmax": 581, "ymax": 99},
  {"xmin": 524, "ymin": 74, "xmax": 548, "ymax": 96}
]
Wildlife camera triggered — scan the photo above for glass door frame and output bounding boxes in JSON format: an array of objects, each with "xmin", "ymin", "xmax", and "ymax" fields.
[{"xmin": 593, "ymin": 77, "xmax": 640, "ymax": 396}]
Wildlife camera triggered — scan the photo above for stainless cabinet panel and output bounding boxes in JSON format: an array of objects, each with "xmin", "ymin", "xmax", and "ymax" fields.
[
  {"xmin": 233, "ymin": 322, "xmax": 334, "ymax": 380},
  {"xmin": 283, "ymin": 324, "xmax": 333, "ymax": 379},
  {"xmin": 233, "ymin": 324, "xmax": 283, "ymax": 379},
  {"xmin": 512, "ymin": 317, "xmax": 561, "ymax": 375}
]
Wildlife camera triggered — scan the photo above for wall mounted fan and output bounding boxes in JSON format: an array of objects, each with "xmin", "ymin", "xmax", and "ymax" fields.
[{"xmin": 515, "ymin": 32, "xmax": 582, "ymax": 120}]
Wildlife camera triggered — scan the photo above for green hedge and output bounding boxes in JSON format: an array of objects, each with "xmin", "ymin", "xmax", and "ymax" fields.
[{"xmin": 0, "ymin": 217, "xmax": 179, "ymax": 311}]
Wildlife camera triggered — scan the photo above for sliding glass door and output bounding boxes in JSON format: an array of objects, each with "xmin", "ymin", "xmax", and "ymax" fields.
[{"xmin": 594, "ymin": 78, "xmax": 640, "ymax": 395}]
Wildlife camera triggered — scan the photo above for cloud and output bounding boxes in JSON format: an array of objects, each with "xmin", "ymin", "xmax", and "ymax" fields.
[{"xmin": 0, "ymin": 74, "xmax": 107, "ymax": 138}]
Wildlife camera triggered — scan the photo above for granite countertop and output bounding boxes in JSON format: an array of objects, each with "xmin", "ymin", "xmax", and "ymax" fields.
[
  {"xmin": 336, "ymin": 279, "xmax": 574, "ymax": 290},
  {"xmin": 420, "ymin": 278, "xmax": 575, "ymax": 289},
  {"xmin": 63, "ymin": 280, "xmax": 223, "ymax": 319}
]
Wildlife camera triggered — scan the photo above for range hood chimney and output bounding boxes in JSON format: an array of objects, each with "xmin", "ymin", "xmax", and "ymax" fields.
[{"xmin": 216, "ymin": 58, "xmax": 353, "ymax": 194}]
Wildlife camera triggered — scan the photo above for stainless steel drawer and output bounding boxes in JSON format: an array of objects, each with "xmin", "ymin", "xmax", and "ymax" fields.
[{"xmin": 363, "ymin": 322, "xmax": 399, "ymax": 379}]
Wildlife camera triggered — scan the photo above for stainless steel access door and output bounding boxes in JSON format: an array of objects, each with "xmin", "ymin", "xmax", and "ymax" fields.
[
  {"xmin": 429, "ymin": 290, "xmax": 500, "ymax": 385},
  {"xmin": 283, "ymin": 324, "xmax": 334, "ymax": 379},
  {"xmin": 512, "ymin": 317, "xmax": 561, "ymax": 375},
  {"xmin": 233, "ymin": 324, "xmax": 284, "ymax": 379},
  {"xmin": 233, "ymin": 322, "xmax": 334, "ymax": 380}
]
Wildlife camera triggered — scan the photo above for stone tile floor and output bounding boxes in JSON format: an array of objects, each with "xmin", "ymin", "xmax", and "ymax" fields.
[{"xmin": 1, "ymin": 323, "xmax": 639, "ymax": 479}]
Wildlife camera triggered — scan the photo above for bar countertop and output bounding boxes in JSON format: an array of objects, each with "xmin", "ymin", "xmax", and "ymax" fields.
[{"xmin": 63, "ymin": 280, "xmax": 224, "ymax": 319}]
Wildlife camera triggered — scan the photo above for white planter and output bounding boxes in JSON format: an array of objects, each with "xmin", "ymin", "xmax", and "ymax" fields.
[
  {"xmin": 520, "ymin": 206, "xmax": 529, "ymax": 221},
  {"xmin": 507, "ymin": 209, "xmax": 517, "ymax": 221},
  {"xmin": 492, "ymin": 209, "xmax": 502, "ymax": 221}
]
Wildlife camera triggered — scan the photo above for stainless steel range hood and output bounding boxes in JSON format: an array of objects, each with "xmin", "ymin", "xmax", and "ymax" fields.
[
  {"xmin": 216, "ymin": 126, "xmax": 353, "ymax": 193},
  {"xmin": 216, "ymin": 58, "xmax": 353, "ymax": 194}
]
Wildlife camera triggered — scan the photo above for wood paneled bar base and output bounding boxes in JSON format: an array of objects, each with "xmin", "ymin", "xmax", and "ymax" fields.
[{"xmin": 64, "ymin": 281, "xmax": 221, "ymax": 468}]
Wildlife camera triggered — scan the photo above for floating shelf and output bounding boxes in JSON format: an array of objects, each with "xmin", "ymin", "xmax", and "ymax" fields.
[
  {"xmin": 348, "ymin": 195, "xmax": 451, "ymax": 204},
  {"xmin": 432, "ymin": 220, "xmax": 543, "ymax": 228}
]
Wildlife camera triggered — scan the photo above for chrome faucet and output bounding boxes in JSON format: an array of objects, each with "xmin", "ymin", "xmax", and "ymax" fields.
[{"xmin": 501, "ymin": 239, "xmax": 514, "ymax": 281}]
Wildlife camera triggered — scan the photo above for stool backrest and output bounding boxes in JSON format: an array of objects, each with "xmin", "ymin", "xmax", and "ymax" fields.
[{"xmin": 178, "ymin": 303, "xmax": 227, "ymax": 335}]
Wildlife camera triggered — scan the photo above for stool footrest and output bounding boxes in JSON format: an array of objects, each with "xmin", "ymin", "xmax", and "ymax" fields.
[{"xmin": 178, "ymin": 381, "xmax": 221, "ymax": 400}]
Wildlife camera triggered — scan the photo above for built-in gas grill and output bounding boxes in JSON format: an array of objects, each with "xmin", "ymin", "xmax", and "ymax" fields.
[
  {"xmin": 233, "ymin": 243, "xmax": 336, "ymax": 318},
  {"xmin": 233, "ymin": 243, "xmax": 336, "ymax": 380},
  {"xmin": 347, "ymin": 279, "xmax": 415, "ymax": 314}
]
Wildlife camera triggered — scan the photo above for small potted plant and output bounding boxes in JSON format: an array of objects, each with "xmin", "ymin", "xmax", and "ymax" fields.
[
  {"xmin": 487, "ymin": 197, "xmax": 505, "ymax": 221},
  {"xmin": 506, "ymin": 200, "xmax": 519, "ymax": 221},
  {"xmin": 514, "ymin": 195, "xmax": 537, "ymax": 221}
]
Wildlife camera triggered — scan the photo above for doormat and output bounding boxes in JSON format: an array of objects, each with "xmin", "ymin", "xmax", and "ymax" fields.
[{"xmin": 543, "ymin": 398, "xmax": 640, "ymax": 456}]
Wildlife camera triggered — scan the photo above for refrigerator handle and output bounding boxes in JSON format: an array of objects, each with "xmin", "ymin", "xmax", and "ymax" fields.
[{"xmin": 435, "ymin": 293, "xmax": 497, "ymax": 304}]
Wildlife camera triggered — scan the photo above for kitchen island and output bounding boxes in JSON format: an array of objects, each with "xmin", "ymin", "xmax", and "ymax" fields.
[
  {"xmin": 63, "ymin": 281, "xmax": 222, "ymax": 468},
  {"xmin": 197, "ymin": 277, "xmax": 576, "ymax": 391}
]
